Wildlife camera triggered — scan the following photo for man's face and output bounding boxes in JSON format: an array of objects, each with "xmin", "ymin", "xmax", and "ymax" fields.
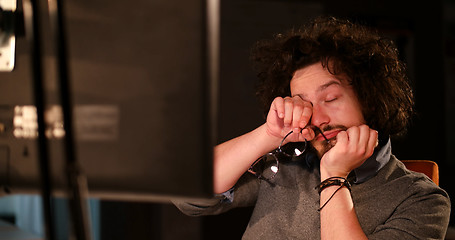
[{"xmin": 290, "ymin": 63, "xmax": 365, "ymax": 158}]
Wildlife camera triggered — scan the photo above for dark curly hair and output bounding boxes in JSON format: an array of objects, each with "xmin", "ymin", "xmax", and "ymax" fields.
[{"xmin": 252, "ymin": 16, "xmax": 414, "ymax": 137}]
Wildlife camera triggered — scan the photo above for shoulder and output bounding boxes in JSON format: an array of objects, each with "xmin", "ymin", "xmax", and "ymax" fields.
[
  {"xmin": 361, "ymin": 156, "xmax": 451, "ymax": 239},
  {"xmin": 382, "ymin": 155, "xmax": 450, "ymax": 208},
  {"xmin": 381, "ymin": 156, "xmax": 438, "ymax": 187},
  {"xmin": 357, "ymin": 155, "xmax": 450, "ymax": 207}
]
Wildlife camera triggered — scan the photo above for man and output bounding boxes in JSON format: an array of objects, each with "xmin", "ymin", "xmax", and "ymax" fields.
[{"xmin": 173, "ymin": 16, "xmax": 450, "ymax": 239}]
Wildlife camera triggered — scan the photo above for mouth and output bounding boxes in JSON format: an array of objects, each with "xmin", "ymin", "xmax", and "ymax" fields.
[{"xmin": 316, "ymin": 129, "xmax": 341, "ymax": 142}]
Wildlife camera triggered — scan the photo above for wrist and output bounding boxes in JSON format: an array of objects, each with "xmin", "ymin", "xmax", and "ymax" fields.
[
  {"xmin": 261, "ymin": 124, "xmax": 285, "ymax": 147},
  {"xmin": 316, "ymin": 176, "xmax": 351, "ymax": 194},
  {"xmin": 316, "ymin": 176, "xmax": 351, "ymax": 211},
  {"xmin": 320, "ymin": 167, "xmax": 349, "ymax": 181}
]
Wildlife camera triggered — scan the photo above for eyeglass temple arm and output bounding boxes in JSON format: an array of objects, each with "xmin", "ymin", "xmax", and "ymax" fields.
[{"xmin": 309, "ymin": 126, "xmax": 329, "ymax": 142}]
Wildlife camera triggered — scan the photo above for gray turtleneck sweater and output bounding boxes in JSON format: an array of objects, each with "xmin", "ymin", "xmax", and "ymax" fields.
[{"xmin": 173, "ymin": 141, "xmax": 451, "ymax": 239}]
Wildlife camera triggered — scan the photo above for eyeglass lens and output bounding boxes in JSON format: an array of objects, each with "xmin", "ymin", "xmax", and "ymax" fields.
[
  {"xmin": 249, "ymin": 153, "xmax": 279, "ymax": 180},
  {"xmin": 280, "ymin": 141, "xmax": 307, "ymax": 157}
]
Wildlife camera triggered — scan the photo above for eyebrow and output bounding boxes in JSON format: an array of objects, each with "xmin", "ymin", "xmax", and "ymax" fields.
[
  {"xmin": 318, "ymin": 80, "xmax": 341, "ymax": 92},
  {"xmin": 293, "ymin": 80, "xmax": 341, "ymax": 99}
]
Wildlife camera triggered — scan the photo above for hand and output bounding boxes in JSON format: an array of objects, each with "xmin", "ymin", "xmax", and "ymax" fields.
[
  {"xmin": 265, "ymin": 96, "xmax": 315, "ymax": 143},
  {"xmin": 320, "ymin": 125, "xmax": 378, "ymax": 179}
]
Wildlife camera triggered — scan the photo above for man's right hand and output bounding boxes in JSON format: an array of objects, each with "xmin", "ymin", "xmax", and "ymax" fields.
[
  {"xmin": 213, "ymin": 96, "xmax": 315, "ymax": 193},
  {"xmin": 266, "ymin": 96, "xmax": 316, "ymax": 144}
]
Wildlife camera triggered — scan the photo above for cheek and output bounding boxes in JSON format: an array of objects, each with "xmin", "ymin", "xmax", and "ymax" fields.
[
  {"xmin": 347, "ymin": 99, "xmax": 366, "ymax": 124},
  {"xmin": 328, "ymin": 100, "xmax": 365, "ymax": 126},
  {"xmin": 347, "ymin": 90, "xmax": 365, "ymax": 123}
]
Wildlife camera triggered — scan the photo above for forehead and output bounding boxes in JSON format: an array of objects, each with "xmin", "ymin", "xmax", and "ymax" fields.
[{"xmin": 290, "ymin": 63, "xmax": 346, "ymax": 96}]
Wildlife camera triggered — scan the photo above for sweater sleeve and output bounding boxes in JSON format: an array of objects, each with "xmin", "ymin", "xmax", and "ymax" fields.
[
  {"xmin": 368, "ymin": 178, "xmax": 451, "ymax": 240},
  {"xmin": 172, "ymin": 172, "xmax": 260, "ymax": 216}
]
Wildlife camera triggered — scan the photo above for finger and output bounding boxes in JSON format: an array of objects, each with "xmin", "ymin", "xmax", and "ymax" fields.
[
  {"xmin": 366, "ymin": 129, "xmax": 379, "ymax": 155},
  {"xmin": 271, "ymin": 97, "xmax": 285, "ymax": 119},
  {"xmin": 346, "ymin": 126, "xmax": 360, "ymax": 149},
  {"xmin": 358, "ymin": 125, "xmax": 371, "ymax": 150},
  {"xmin": 292, "ymin": 98, "xmax": 304, "ymax": 129},
  {"xmin": 300, "ymin": 127, "xmax": 315, "ymax": 141},
  {"xmin": 283, "ymin": 97, "xmax": 294, "ymax": 127},
  {"xmin": 335, "ymin": 130, "xmax": 348, "ymax": 147},
  {"xmin": 299, "ymin": 101, "xmax": 313, "ymax": 129}
]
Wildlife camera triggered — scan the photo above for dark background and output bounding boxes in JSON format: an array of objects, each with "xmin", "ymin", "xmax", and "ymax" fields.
[
  {"xmin": 1, "ymin": 0, "xmax": 454, "ymax": 239},
  {"xmin": 104, "ymin": 0, "xmax": 455, "ymax": 239}
]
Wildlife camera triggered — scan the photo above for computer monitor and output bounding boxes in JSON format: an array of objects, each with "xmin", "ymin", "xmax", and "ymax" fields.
[{"xmin": 0, "ymin": 0, "xmax": 216, "ymax": 201}]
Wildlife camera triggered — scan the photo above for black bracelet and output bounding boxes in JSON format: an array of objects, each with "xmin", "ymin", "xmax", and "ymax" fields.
[
  {"xmin": 315, "ymin": 177, "xmax": 351, "ymax": 194},
  {"xmin": 316, "ymin": 177, "xmax": 351, "ymax": 212}
]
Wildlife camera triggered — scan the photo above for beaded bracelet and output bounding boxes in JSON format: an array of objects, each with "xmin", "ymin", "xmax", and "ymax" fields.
[{"xmin": 316, "ymin": 177, "xmax": 351, "ymax": 211}]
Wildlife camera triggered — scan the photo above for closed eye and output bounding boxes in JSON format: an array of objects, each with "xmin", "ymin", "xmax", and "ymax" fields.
[{"xmin": 325, "ymin": 98, "xmax": 337, "ymax": 103}]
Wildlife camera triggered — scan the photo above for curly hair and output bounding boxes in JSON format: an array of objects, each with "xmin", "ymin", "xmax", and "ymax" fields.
[{"xmin": 252, "ymin": 16, "xmax": 414, "ymax": 137}]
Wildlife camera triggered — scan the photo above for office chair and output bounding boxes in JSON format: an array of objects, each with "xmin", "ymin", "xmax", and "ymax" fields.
[{"xmin": 401, "ymin": 160, "xmax": 439, "ymax": 186}]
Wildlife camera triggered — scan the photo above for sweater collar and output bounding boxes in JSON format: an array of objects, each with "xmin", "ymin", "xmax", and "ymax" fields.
[{"xmin": 352, "ymin": 138, "xmax": 391, "ymax": 183}]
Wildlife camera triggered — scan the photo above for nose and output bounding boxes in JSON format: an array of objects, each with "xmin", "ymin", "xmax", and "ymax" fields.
[{"xmin": 310, "ymin": 104, "xmax": 330, "ymax": 128}]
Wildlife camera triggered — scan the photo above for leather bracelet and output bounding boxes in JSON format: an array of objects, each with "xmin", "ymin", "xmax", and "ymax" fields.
[
  {"xmin": 316, "ymin": 177, "xmax": 352, "ymax": 211},
  {"xmin": 315, "ymin": 176, "xmax": 351, "ymax": 195}
]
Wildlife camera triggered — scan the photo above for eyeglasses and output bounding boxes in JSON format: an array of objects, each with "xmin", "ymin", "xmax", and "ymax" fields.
[
  {"xmin": 248, "ymin": 130, "xmax": 308, "ymax": 181},
  {"xmin": 248, "ymin": 126, "xmax": 328, "ymax": 181}
]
